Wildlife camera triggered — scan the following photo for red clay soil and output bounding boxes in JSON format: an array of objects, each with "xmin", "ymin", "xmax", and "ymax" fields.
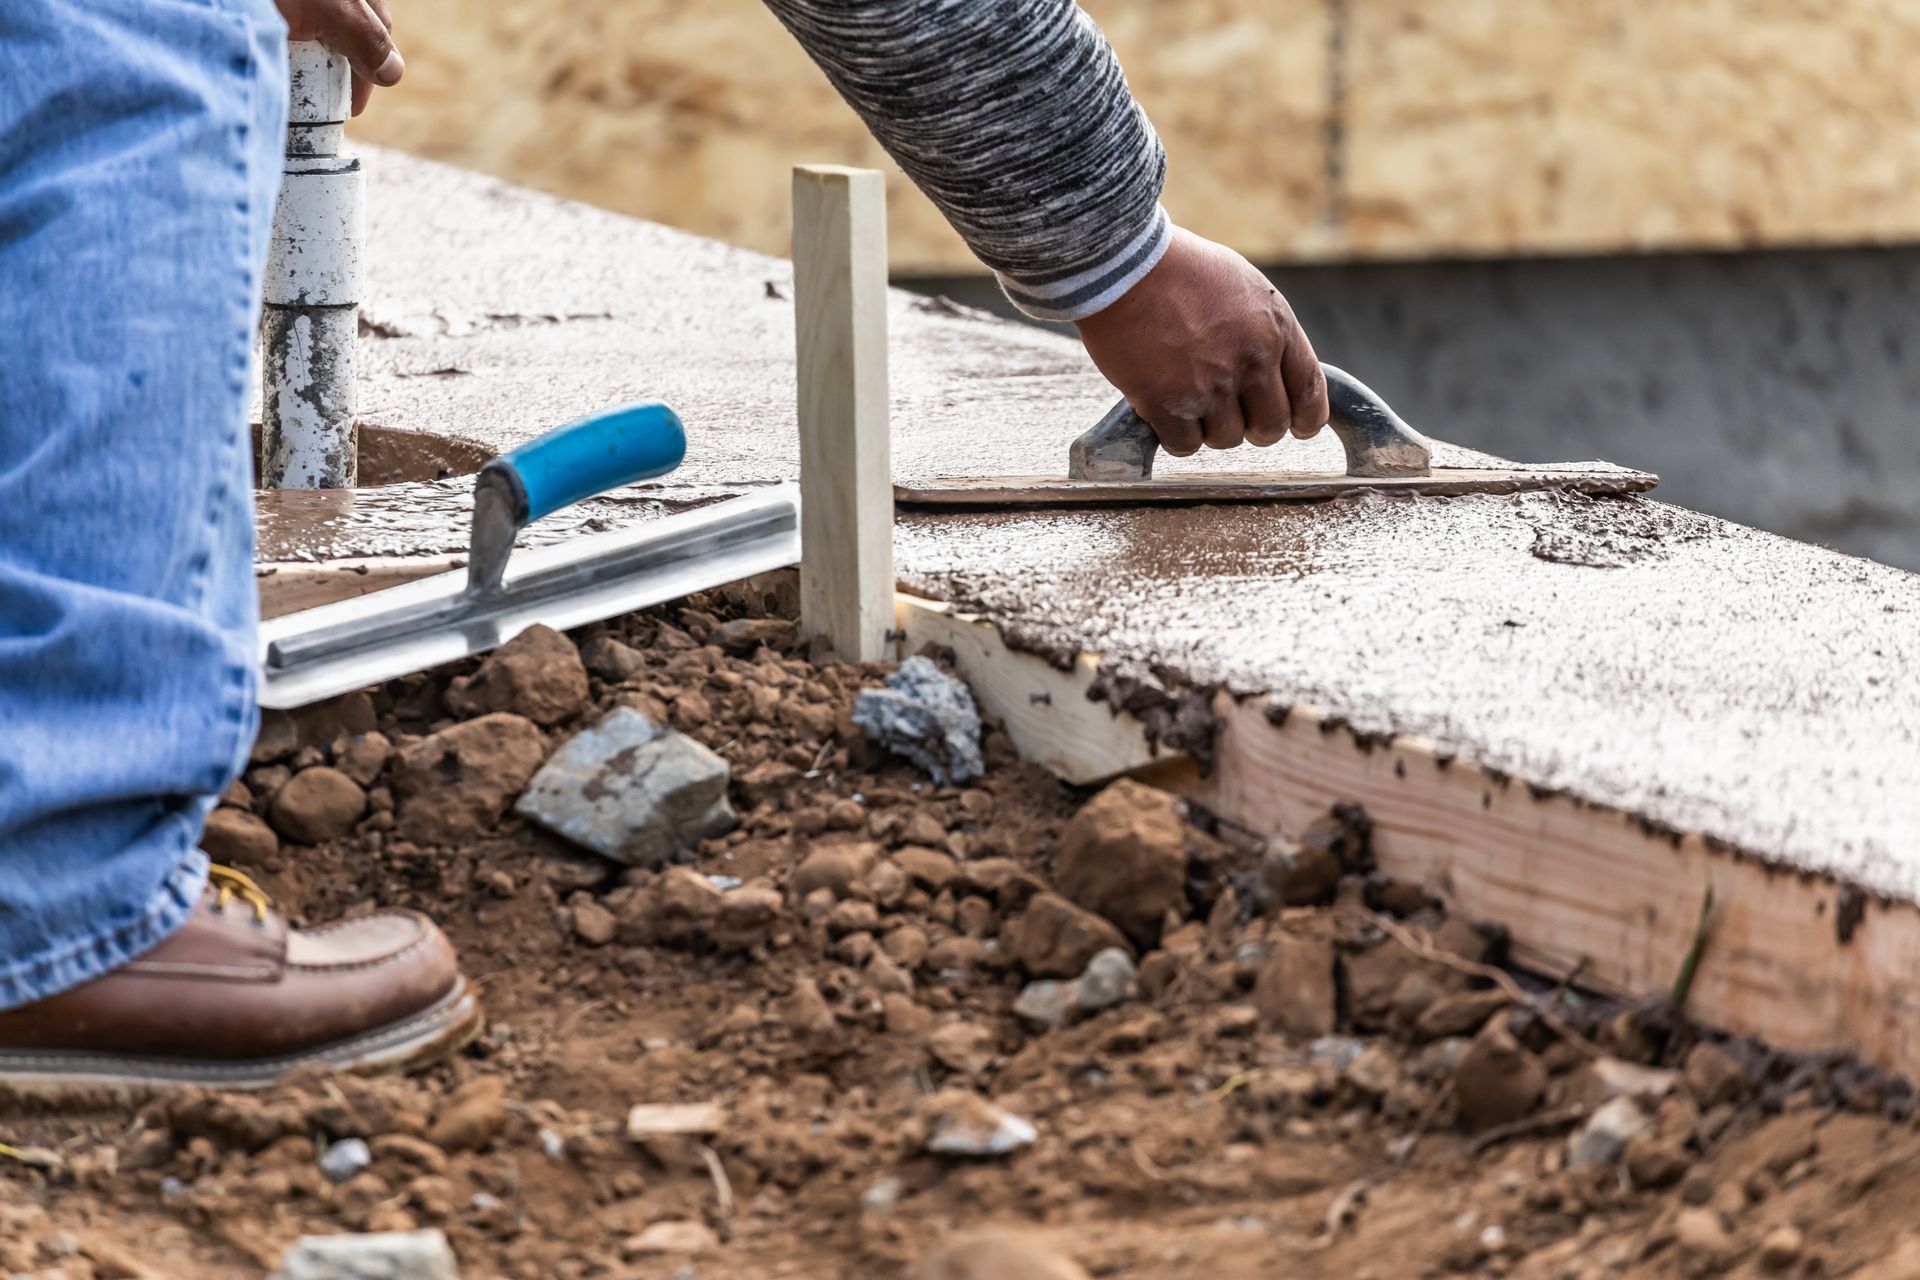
[{"xmin": 5, "ymin": 593, "xmax": 1920, "ymax": 1280}]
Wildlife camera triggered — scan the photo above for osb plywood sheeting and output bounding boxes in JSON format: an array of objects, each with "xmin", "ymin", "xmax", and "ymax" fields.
[
  {"xmin": 1342, "ymin": 1, "xmax": 1920, "ymax": 257},
  {"xmin": 350, "ymin": 0, "xmax": 1324, "ymax": 274},
  {"xmin": 353, "ymin": 1, "xmax": 1920, "ymax": 270}
]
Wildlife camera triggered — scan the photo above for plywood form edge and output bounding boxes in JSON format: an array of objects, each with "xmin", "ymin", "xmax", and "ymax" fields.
[{"xmin": 889, "ymin": 601, "xmax": 1920, "ymax": 1079}]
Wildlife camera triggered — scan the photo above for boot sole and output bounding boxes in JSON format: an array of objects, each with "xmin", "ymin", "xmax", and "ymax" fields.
[{"xmin": 0, "ymin": 980, "xmax": 482, "ymax": 1097}]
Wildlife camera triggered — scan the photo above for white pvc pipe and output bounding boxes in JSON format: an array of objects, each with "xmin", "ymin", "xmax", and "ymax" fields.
[{"xmin": 262, "ymin": 42, "xmax": 361, "ymax": 489}]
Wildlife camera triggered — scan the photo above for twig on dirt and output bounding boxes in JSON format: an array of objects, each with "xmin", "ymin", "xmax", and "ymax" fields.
[
  {"xmin": 1322, "ymin": 1178, "xmax": 1371, "ymax": 1238},
  {"xmin": 0, "ymin": 1140, "xmax": 62, "ymax": 1170},
  {"xmin": 1206, "ymin": 1072, "xmax": 1254, "ymax": 1103},
  {"xmin": 698, "ymin": 1142, "xmax": 735, "ymax": 1215},
  {"xmin": 1342, "ymin": 908, "xmax": 1605, "ymax": 1060},
  {"xmin": 557, "ymin": 996, "xmax": 611, "ymax": 1037},
  {"xmin": 1389, "ymin": 1081, "xmax": 1455, "ymax": 1165},
  {"xmin": 802, "ymin": 740, "xmax": 834, "ymax": 779},
  {"xmin": 1465, "ymin": 1104, "xmax": 1590, "ymax": 1157},
  {"xmin": 1129, "ymin": 1143, "xmax": 1170, "ymax": 1183},
  {"xmin": 1671, "ymin": 885, "xmax": 1717, "ymax": 1008}
]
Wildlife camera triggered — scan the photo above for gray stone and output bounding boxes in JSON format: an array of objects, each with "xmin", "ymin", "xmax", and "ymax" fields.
[
  {"xmin": 1070, "ymin": 948, "xmax": 1139, "ymax": 1013},
  {"xmin": 851, "ymin": 656, "xmax": 983, "ymax": 786},
  {"xmin": 1568, "ymin": 1095, "xmax": 1653, "ymax": 1167},
  {"xmin": 1013, "ymin": 980, "xmax": 1072, "ymax": 1029},
  {"xmin": 271, "ymin": 1230, "xmax": 459, "ymax": 1280},
  {"xmin": 514, "ymin": 707, "xmax": 735, "ymax": 866},
  {"xmin": 921, "ymin": 1091, "xmax": 1037, "ymax": 1157},
  {"xmin": 318, "ymin": 1137, "xmax": 371, "ymax": 1184}
]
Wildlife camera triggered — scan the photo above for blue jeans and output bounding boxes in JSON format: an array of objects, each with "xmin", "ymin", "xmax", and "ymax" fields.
[{"xmin": 0, "ymin": 0, "xmax": 287, "ymax": 1007}]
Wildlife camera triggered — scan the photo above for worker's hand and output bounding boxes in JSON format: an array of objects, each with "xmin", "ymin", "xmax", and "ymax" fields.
[
  {"xmin": 1074, "ymin": 226, "xmax": 1329, "ymax": 457},
  {"xmin": 276, "ymin": 0, "xmax": 404, "ymax": 116}
]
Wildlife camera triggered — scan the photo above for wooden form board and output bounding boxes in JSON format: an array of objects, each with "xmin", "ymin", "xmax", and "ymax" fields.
[
  {"xmin": 897, "ymin": 593, "xmax": 1920, "ymax": 1080},
  {"xmin": 897, "ymin": 597, "xmax": 1166, "ymax": 786},
  {"xmin": 792, "ymin": 165, "xmax": 893, "ymax": 663}
]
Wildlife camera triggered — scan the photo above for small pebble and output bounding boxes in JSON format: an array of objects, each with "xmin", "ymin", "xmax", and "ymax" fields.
[{"xmin": 318, "ymin": 1137, "xmax": 371, "ymax": 1184}]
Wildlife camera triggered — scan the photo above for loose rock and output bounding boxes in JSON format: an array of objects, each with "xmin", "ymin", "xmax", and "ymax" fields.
[
  {"xmin": 569, "ymin": 896, "xmax": 616, "ymax": 946},
  {"xmin": 1260, "ymin": 840, "xmax": 1342, "ymax": 908},
  {"xmin": 1673, "ymin": 1207, "xmax": 1738, "ymax": 1268},
  {"xmin": 712, "ymin": 616, "xmax": 796, "ymax": 656},
  {"xmin": 428, "ymin": 1077, "xmax": 508, "ymax": 1154},
  {"xmin": 1009, "ymin": 892, "xmax": 1132, "ymax": 979},
  {"xmin": 1759, "ymin": 1224, "xmax": 1805, "ymax": 1272},
  {"xmin": 269, "ymin": 767, "xmax": 366, "ymax": 844},
  {"xmin": 1563, "ymin": 1056, "xmax": 1680, "ymax": 1110},
  {"xmin": 792, "ymin": 843, "xmax": 878, "ymax": 899},
  {"xmin": 271, "ymin": 1230, "xmax": 459, "ymax": 1280},
  {"xmin": 850, "ymin": 656, "xmax": 983, "ymax": 786},
  {"xmin": 1683, "ymin": 1040, "xmax": 1752, "ymax": 1109},
  {"xmin": 883, "ymin": 925, "xmax": 931, "ymax": 969},
  {"xmin": 515, "ymin": 707, "xmax": 735, "ymax": 867},
  {"xmin": 711, "ymin": 884, "xmax": 783, "ymax": 951},
  {"xmin": 1568, "ymin": 1096, "xmax": 1653, "ymax": 1167},
  {"xmin": 621, "ymin": 867, "xmax": 722, "ymax": 948},
  {"xmin": 319, "ymin": 1137, "xmax": 371, "ymax": 1185},
  {"xmin": 445, "ymin": 625, "xmax": 589, "ymax": 726},
  {"xmin": 927, "ymin": 1021, "xmax": 996, "ymax": 1076},
  {"xmin": 1252, "ymin": 932, "xmax": 1338, "ymax": 1039},
  {"xmin": 920, "ymin": 1090, "xmax": 1036, "ymax": 1157},
  {"xmin": 1453, "ymin": 1025, "xmax": 1548, "ymax": 1131},
  {"xmin": 1625, "ymin": 1132, "xmax": 1692, "ymax": 1188},
  {"xmin": 392, "ymin": 714, "xmax": 547, "ymax": 844},
  {"xmin": 334, "ymin": 732, "xmax": 393, "ymax": 788},
  {"xmin": 1070, "ymin": 947, "xmax": 1139, "ymax": 1013},
  {"xmin": 735, "ymin": 760, "xmax": 801, "ymax": 808},
  {"xmin": 778, "ymin": 976, "xmax": 836, "ymax": 1038},
  {"xmin": 579, "ymin": 634, "xmax": 647, "ymax": 682},
  {"xmin": 1054, "ymin": 780, "xmax": 1186, "ymax": 947},
  {"xmin": 893, "ymin": 845, "xmax": 958, "ymax": 892},
  {"xmin": 200, "ymin": 807, "xmax": 280, "ymax": 865},
  {"xmin": 1013, "ymin": 981, "xmax": 1072, "ymax": 1030}
]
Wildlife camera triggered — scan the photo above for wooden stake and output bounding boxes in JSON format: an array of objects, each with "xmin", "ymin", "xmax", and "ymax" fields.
[{"xmin": 792, "ymin": 165, "xmax": 893, "ymax": 662}]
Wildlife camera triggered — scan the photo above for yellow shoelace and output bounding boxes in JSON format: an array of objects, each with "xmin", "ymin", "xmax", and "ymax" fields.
[{"xmin": 208, "ymin": 863, "xmax": 273, "ymax": 924}]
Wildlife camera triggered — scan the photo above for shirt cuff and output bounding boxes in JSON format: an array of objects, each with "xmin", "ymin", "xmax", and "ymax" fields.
[{"xmin": 993, "ymin": 205, "xmax": 1173, "ymax": 323}]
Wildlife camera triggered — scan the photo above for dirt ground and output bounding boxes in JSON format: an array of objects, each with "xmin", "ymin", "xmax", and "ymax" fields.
[{"xmin": 7, "ymin": 589, "xmax": 1920, "ymax": 1280}]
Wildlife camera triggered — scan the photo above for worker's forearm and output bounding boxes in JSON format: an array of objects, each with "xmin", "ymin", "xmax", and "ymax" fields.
[{"xmin": 762, "ymin": 0, "xmax": 1169, "ymax": 321}]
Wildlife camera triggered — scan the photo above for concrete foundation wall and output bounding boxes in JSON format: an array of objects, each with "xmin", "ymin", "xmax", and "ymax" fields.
[{"xmin": 908, "ymin": 247, "xmax": 1920, "ymax": 572}]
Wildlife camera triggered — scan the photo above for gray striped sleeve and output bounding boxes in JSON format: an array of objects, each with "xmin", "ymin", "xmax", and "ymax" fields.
[{"xmin": 760, "ymin": 0, "xmax": 1171, "ymax": 321}]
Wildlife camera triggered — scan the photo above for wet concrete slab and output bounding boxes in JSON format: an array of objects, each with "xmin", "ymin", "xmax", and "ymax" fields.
[
  {"xmin": 896, "ymin": 495, "xmax": 1920, "ymax": 898},
  {"xmin": 274, "ymin": 149, "xmax": 1920, "ymax": 893}
]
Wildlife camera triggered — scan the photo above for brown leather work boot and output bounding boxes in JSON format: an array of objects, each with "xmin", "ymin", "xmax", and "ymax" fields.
[{"xmin": 0, "ymin": 866, "xmax": 480, "ymax": 1092}]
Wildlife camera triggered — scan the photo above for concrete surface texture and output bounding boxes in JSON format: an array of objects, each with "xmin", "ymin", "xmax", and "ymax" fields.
[
  {"xmin": 352, "ymin": 0, "xmax": 1920, "ymax": 270},
  {"xmin": 917, "ymin": 245, "xmax": 1920, "ymax": 572},
  {"xmin": 310, "ymin": 149, "xmax": 1919, "ymax": 898}
]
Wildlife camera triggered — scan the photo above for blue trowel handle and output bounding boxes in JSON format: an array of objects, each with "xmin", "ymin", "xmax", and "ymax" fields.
[{"xmin": 489, "ymin": 400, "xmax": 687, "ymax": 524}]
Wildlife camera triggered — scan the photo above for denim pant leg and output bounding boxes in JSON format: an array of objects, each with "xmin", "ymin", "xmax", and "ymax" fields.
[{"xmin": 0, "ymin": 0, "xmax": 287, "ymax": 1008}]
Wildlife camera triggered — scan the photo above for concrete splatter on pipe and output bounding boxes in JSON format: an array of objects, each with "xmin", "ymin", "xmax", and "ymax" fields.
[{"xmin": 262, "ymin": 42, "xmax": 361, "ymax": 489}]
